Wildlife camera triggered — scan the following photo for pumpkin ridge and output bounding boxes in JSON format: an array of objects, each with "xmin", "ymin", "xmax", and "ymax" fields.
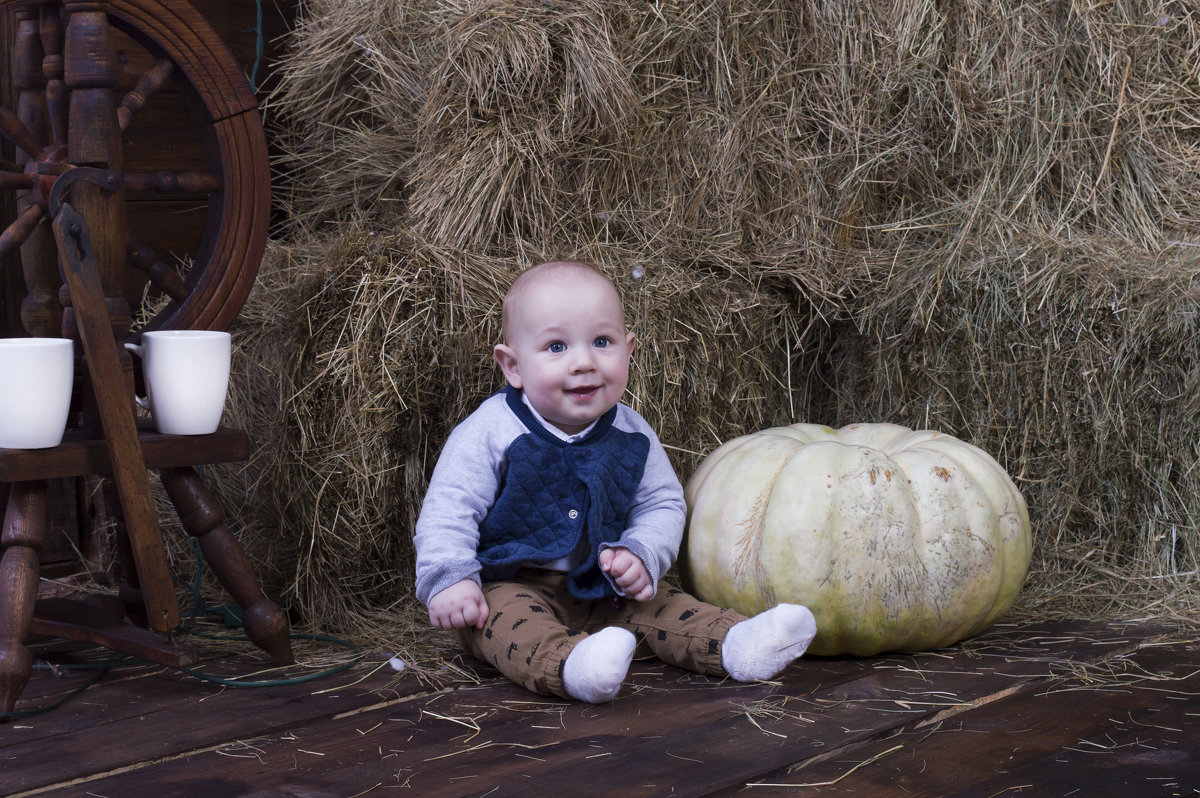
[{"xmin": 731, "ymin": 458, "xmax": 787, "ymax": 595}]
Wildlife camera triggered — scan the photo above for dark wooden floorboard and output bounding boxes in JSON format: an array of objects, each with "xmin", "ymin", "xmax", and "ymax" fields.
[
  {"xmin": 2, "ymin": 620, "xmax": 1194, "ymax": 797},
  {"xmin": 0, "ymin": 646, "xmax": 425, "ymax": 795},
  {"xmin": 736, "ymin": 639, "xmax": 1200, "ymax": 796}
]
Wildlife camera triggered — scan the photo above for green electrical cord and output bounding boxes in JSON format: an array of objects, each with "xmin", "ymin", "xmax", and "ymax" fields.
[
  {"xmin": 166, "ymin": 536, "xmax": 363, "ymax": 688},
  {"xmin": 173, "ymin": 631, "xmax": 359, "ymax": 688},
  {"xmin": 0, "ymin": 666, "xmax": 112, "ymax": 721},
  {"xmin": 247, "ymin": 0, "xmax": 265, "ymax": 94}
]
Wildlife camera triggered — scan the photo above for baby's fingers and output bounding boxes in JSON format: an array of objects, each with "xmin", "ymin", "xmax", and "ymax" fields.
[{"xmin": 470, "ymin": 595, "xmax": 490, "ymax": 629}]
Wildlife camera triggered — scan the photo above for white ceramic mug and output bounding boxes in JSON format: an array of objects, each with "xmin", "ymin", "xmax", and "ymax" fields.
[
  {"xmin": 0, "ymin": 337, "xmax": 75, "ymax": 449},
  {"xmin": 124, "ymin": 330, "xmax": 231, "ymax": 435}
]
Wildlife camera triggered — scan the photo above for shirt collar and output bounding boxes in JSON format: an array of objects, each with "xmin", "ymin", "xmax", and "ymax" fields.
[{"xmin": 521, "ymin": 392, "xmax": 597, "ymax": 443}]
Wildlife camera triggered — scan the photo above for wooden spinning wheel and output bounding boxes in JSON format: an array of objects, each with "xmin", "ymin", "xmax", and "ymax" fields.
[
  {"xmin": 0, "ymin": 0, "xmax": 269, "ymax": 338},
  {"xmin": 0, "ymin": 0, "xmax": 289, "ymax": 715}
]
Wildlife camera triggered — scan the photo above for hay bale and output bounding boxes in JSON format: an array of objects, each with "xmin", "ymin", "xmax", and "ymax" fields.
[
  {"xmin": 269, "ymin": 0, "xmax": 1200, "ymax": 251},
  {"xmin": 265, "ymin": 0, "xmax": 862, "ymax": 306}
]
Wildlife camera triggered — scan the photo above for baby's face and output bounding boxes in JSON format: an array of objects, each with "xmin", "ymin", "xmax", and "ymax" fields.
[{"xmin": 497, "ymin": 274, "xmax": 635, "ymax": 435}]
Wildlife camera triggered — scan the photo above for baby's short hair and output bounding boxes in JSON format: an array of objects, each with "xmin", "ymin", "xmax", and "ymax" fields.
[{"xmin": 501, "ymin": 260, "xmax": 622, "ymax": 341}]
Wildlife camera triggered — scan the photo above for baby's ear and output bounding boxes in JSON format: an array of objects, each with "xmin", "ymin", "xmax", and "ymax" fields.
[
  {"xmin": 625, "ymin": 330, "xmax": 637, "ymax": 357},
  {"xmin": 493, "ymin": 343, "xmax": 523, "ymax": 388}
]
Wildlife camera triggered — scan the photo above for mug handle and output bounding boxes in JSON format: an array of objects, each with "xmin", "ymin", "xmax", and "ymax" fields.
[{"xmin": 122, "ymin": 342, "xmax": 152, "ymax": 411}]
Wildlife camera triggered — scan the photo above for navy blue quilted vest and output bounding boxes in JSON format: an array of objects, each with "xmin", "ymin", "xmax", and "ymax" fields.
[{"xmin": 477, "ymin": 387, "xmax": 650, "ymax": 599}]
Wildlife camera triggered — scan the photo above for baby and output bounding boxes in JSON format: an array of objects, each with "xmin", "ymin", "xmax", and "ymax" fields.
[{"xmin": 413, "ymin": 260, "xmax": 816, "ymax": 702}]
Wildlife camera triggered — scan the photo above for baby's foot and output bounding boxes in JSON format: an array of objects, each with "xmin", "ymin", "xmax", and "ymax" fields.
[
  {"xmin": 563, "ymin": 627, "xmax": 636, "ymax": 703},
  {"xmin": 721, "ymin": 604, "xmax": 817, "ymax": 682}
]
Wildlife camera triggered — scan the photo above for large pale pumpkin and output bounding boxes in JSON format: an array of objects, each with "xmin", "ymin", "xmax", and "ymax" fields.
[{"xmin": 682, "ymin": 423, "xmax": 1031, "ymax": 656}]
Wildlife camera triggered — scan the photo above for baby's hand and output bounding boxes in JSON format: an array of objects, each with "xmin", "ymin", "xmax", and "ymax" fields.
[
  {"xmin": 599, "ymin": 547, "xmax": 653, "ymax": 601},
  {"xmin": 428, "ymin": 579, "xmax": 489, "ymax": 630}
]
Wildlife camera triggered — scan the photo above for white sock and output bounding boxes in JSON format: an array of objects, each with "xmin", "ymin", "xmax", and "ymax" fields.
[
  {"xmin": 562, "ymin": 627, "xmax": 636, "ymax": 703},
  {"xmin": 721, "ymin": 604, "xmax": 817, "ymax": 682}
]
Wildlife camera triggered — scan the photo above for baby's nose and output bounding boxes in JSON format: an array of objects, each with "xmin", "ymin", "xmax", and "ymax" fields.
[{"xmin": 570, "ymin": 349, "xmax": 596, "ymax": 371}]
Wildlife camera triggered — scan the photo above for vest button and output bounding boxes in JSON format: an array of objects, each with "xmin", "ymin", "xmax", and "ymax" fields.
[{"xmin": 568, "ymin": 509, "xmax": 579, "ymax": 519}]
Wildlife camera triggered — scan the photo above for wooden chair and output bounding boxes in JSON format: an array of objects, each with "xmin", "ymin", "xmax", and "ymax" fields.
[{"xmin": 0, "ymin": 0, "xmax": 291, "ymax": 713}]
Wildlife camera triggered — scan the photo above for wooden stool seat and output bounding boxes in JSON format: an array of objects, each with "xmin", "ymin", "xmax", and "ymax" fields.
[{"xmin": 0, "ymin": 424, "xmax": 250, "ymax": 482}]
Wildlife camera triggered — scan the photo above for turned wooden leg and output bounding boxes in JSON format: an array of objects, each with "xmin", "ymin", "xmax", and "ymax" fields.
[
  {"xmin": 159, "ymin": 467, "xmax": 294, "ymax": 664},
  {"xmin": 0, "ymin": 482, "xmax": 47, "ymax": 713}
]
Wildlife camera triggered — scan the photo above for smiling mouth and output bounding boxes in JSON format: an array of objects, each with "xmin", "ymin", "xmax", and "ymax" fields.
[{"xmin": 566, "ymin": 386, "xmax": 600, "ymax": 399}]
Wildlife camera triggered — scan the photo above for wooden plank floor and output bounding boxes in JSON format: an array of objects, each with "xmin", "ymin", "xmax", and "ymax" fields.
[{"xmin": 2, "ymin": 619, "xmax": 1197, "ymax": 797}]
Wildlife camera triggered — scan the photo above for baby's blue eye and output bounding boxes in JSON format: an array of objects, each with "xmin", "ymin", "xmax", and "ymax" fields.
[
  {"xmin": 547, "ymin": 341, "xmax": 566, "ymax": 353},
  {"xmin": 593, "ymin": 336, "xmax": 611, "ymax": 348}
]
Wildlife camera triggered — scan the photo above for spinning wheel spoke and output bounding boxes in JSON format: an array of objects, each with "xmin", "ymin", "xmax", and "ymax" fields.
[
  {"xmin": 0, "ymin": 105, "xmax": 44, "ymax": 160},
  {"xmin": 0, "ymin": 204, "xmax": 43, "ymax": 260},
  {"xmin": 126, "ymin": 232, "xmax": 188, "ymax": 300},
  {"xmin": 0, "ymin": 172, "xmax": 35, "ymax": 190},
  {"xmin": 117, "ymin": 57, "xmax": 172, "ymax": 132},
  {"xmin": 123, "ymin": 170, "xmax": 221, "ymax": 194}
]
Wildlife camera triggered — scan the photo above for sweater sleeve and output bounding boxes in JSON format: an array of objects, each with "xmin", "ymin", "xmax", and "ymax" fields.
[
  {"xmin": 600, "ymin": 406, "xmax": 686, "ymax": 597},
  {"xmin": 413, "ymin": 394, "xmax": 517, "ymax": 606}
]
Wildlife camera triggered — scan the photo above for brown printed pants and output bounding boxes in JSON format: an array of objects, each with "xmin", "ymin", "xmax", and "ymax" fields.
[{"xmin": 455, "ymin": 569, "xmax": 746, "ymax": 699}]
